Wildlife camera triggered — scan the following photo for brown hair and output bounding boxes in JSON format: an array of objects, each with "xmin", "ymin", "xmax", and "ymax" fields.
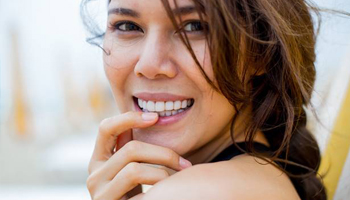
[
  {"xmin": 161, "ymin": 0, "xmax": 325, "ymax": 199},
  {"xmin": 80, "ymin": 0, "xmax": 349, "ymax": 199}
]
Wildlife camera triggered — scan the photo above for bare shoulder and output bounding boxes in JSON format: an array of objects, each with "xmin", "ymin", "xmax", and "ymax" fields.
[{"xmin": 143, "ymin": 155, "xmax": 300, "ymax": 200}]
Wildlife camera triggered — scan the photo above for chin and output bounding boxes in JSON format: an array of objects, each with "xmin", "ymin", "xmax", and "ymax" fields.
[{"xmin": 132, "ymin": 128, "xmax": 192, "ymax": 155}]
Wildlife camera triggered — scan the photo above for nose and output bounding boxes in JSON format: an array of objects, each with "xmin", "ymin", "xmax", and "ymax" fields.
[{"xmin": 134, "ymin": 32, "xmax": 178, "ymax": 79}]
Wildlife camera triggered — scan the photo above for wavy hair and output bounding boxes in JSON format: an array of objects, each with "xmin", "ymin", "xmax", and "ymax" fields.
[{"xmin": 80, "ymin": 0, "xmax": 349, "ymax": 199}]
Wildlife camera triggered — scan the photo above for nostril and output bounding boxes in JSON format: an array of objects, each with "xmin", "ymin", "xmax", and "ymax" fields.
[
  {"xmin": 134, "ymin": 53, "xmax": 178, "ymax": 80},
  {"xmin": 135, "ymin": 72, "xmax": 143, "ymax": 78}
]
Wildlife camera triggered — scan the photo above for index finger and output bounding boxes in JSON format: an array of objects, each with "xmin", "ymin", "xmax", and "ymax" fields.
[{"xmin": 92, "ymin": 111, "xmax": 158, "ymax": 161}]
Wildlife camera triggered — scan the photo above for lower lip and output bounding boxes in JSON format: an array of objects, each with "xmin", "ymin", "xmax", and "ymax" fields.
[{"xmin": 133, "ymin": 100, "xmax": 193, "ymax": 126}]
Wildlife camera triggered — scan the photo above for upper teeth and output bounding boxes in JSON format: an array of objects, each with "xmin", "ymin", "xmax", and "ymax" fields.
[{"xmin": 137, "ymin": 99, "xmax": 193, "ymax": 112}]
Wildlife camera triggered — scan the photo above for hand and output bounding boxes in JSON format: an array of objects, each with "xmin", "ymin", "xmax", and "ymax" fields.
[{"xmin": 86, "ymin": 111, "xmax": 192, "ymax": 200}]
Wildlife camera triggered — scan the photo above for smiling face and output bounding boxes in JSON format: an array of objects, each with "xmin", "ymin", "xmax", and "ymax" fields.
[{"xmin": 103, "ymin": 0, "xmax": 235, "ymax": 156}]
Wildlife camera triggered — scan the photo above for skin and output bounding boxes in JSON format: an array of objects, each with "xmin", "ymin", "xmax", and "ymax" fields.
[
  {"xmin": 103, "ymin": 0, "xmax": 237, "ymax": 161},
  {"xmin": 87, "ymin": 0, "xmax": 299, "ymax": 199}
]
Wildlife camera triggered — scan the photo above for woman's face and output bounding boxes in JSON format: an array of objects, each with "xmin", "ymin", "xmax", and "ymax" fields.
[{"xmin": 103, "ymin": 0, "xmax": 235, "ymax": 155}]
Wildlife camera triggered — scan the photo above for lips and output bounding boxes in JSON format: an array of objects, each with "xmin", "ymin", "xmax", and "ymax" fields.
[
  {"xmin": 132, "ymin": 92, "xmax": 195, "ymax": 125},
  {"xmin": 134, "ymin": 97, "xmax": 193, "ymax": 115},
  {"xmin": 133, "ymin": 92, "xmax": 192, "ymax": 101}
]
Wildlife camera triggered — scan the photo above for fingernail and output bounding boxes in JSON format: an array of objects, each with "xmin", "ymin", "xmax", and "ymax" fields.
[
  {"xmin": 142, "ymin": 112, "xmax": 158, "ymax": 121},
  {"xmin": 179, "ymin": 157, "xmax": 192, "ymax": 169}
]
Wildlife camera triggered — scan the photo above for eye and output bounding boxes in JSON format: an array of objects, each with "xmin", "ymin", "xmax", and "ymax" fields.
[
  {"xmin": 114, "ymin": 21, "xmax": 143, "ymax": 33},
  {"xmin": 182, "ymin": 21, "xmax": 208, "ymax": 33}
]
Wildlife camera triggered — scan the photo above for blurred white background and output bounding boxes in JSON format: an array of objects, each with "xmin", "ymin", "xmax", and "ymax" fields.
[
  {"xmin": 0, "ymin": 0, "xmax": 114, "ymax": 199},
  {"xmin": 0, "ymin": 0, "xmax": 349, "ymax": 199}
]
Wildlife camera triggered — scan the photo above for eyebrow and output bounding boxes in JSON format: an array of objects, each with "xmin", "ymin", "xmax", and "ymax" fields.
[
  {"xmin": 172, "ymin": 6, "xmax": 196, "ymax": 16},
  {"xmin": 108, "ymin": 8, "xmax": 140, "ymax": 17},
  {"xmin": 108, "ymin": 6, "xmax": 196, "ymax": 18}
]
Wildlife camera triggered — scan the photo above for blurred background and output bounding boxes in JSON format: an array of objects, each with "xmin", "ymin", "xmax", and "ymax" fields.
[{"xmin": 0, "ymin": 0, "xmax": 349, "ymax": 199}]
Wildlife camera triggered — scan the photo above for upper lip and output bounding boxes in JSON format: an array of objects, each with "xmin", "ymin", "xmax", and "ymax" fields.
[{"xmin": 133, "ymin": 92, "xmax": 193, "ymax": 102}]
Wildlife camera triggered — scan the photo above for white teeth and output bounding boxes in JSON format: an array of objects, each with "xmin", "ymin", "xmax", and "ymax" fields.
[
  {"xmin": 155, "ymin": 101, "xmax": 165, "ymax": 112},
  {"xmin": 159, "ymin": 111, "xmax": 166, "ymax": 117},
  {"xmin": 138, "ymin": 99, "xmax": 143, "ymax": 108},
  {"xmin": 147, "ymin": 101, "xmax": 155, "ymax": 112},
  {"xmin": 165, "ymin": 101, "xmax": 174, "ymax": 111},
  {"xmin": 174, "ymin": 101, "xmax": 181, "ymax": 110},
  {"xmin": 181, "ymin": 100, "xmax": 187, "ymax": 109},
  {"xmin": 136, "ymin": 98, "xmax": 194, "ymax": 116}
]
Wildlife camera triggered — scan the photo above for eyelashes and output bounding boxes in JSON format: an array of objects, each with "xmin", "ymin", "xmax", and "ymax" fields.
[
  {"xmin": 110, "ymin": 20, "xmax": 209, "ymax": 35},
  {"xmin": 181, "ymin": 21, "xmax": 209, "ymax": 33},
  {"xmin": 112, "ymin": 21, "xmax": 144, "ymax": 33}
]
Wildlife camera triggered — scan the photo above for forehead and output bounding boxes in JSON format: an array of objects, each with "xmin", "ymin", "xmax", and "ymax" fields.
[
  {"xmin": 108, "ymin": 0, "xmax": 200, "ymax": 23},
  {"xmin": 109, "ymin": 0, "xmax": 195, "ymax": 13}
]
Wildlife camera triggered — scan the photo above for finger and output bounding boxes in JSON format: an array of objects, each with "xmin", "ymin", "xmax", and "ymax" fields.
[
  {"xmin": 92, "ymin": 112, "xmax": 158, "ymax": 161},
  {"xmin": 100, "ymin": 140, "xmax": 192, "ymax": 180},
  {"xmin": 102, "ymin": 162, "xmax": 170, "ymax": 200}
]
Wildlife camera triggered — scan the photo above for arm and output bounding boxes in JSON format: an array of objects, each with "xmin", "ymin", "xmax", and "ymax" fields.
[{"xmin": 142, "ymin": 156, "xmax": 300, "ymax": 200}]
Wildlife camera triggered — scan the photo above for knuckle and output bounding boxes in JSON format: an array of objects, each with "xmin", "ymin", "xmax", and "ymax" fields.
[
  {"xmin": 86, "ymin": 167, "xmax": 105, "ymax": 192},
  {"xmin": 126, "ymin": 162, "xmax": 141, "ymax": 174},
  {"xmin": 98, "ymin": 118, "xmax": 111, "ymax": 136},
  {"xmin": 123, "ymin": 162, "xmax": 141, "ymax": 183},
  {"xmin": 124, "ymin": 140, "xmax": 141, "ymax": 155},
  {"xmin": 86, "ymin": 173, "xmax": 98, "ymax": 192}
]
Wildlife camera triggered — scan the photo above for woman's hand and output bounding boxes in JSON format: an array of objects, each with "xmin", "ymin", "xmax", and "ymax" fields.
[{"xmin": 86, "ymin": 111, "xmax": 192, "ymax": 200}]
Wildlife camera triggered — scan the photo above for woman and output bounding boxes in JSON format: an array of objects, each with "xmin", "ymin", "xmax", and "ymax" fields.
[{"xmin": 82, "ymin": 0, "xmax": 326, "ymax": 199}]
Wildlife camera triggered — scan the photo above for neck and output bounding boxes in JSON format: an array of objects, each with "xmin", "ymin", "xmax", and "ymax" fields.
[
  {"xmin": 184, "ymin": 128, "xmax": 233, "ymax": 165},
  {"xmin": 183, "ymin": 109, "xmax": 269, "ymax": 165}
]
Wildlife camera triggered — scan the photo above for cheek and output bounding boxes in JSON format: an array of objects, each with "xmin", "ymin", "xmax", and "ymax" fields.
[
  {"xmin": 103, "ymin": 34, "xmax": 142, "ymax": 79},
  {"xmin": 191, "ymin": 41, "xmax": 214, "ymax": 80},
  {"xmin": 103, "ymin": 36, "xmax": 139, "ymax": 70},
  {"xmin": 103, "ymin": 37, "xmax": 139, "ymax": 111},
  {"xmin": 190, "ymin": 44, "xmax": 235, "ymax": 142},
  {"xmin": 178, "ymin": 41, "xmax": 215, "ymax": 94},
  {"xmin": 192, "ymin": 91, "xmax": 235, "ymax": 139},
  {"xmin": 175, "ymin": 42, "xmax": 234, "ymax": 148}
]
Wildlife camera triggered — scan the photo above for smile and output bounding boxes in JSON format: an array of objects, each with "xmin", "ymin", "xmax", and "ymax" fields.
[
  {"xmin": 132, "ymin": 93, "xmax": 195, "ymax": 125},
  {"xmin": 136, "ymin": 98, "xmax": 194, "ymax": 117}
]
